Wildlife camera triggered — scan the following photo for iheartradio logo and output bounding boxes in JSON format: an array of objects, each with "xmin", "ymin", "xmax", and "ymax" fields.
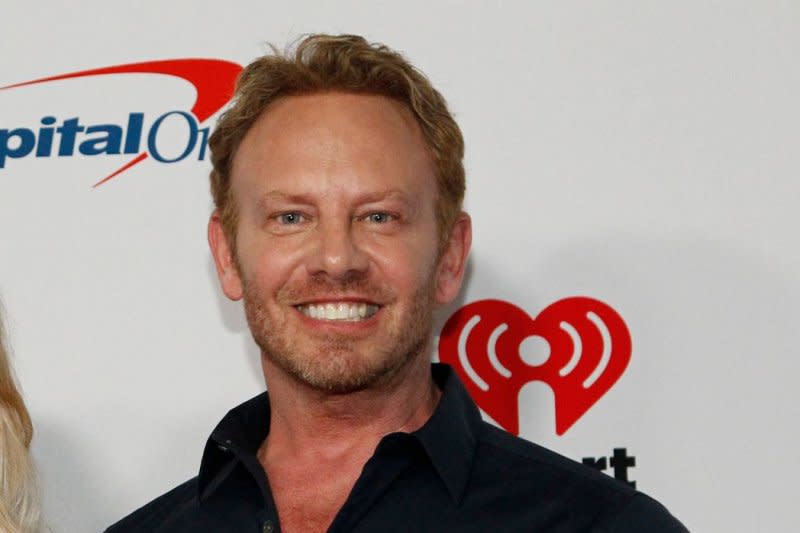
[{"xmin": 438, "ymin": 297, "xmax": 631, "ymax": 436}]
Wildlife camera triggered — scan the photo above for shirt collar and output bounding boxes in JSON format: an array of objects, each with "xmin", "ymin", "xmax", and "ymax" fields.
[
  {"xmin": 411, "ymin": 363, "xmax": 481, "ymax": 505},
  {"xmin": 198, "ymin": 392, "xmax": 270, "ymax": 501},
  {"xmin": 197, "ymin": 363, "xmax": 482, "ymax": 506}
]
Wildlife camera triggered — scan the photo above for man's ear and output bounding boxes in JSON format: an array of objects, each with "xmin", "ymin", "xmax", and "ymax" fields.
[
  {"xmin": 208, "ymin": 211, "xmax": 244, "ymax": 301},
  {"xmin": 435, "ymin": 212, "xmax": 472, "ymax": 305}
]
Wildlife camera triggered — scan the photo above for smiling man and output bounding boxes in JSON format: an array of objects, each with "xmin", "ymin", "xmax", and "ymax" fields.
[{"xmin": 107, "ymin": 35, "xmax": 686, "ymax": 532}]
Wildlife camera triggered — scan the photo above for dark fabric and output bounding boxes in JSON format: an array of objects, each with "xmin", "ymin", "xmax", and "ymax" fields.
[{"xmin": 106, "ymin": 364, "xmax": 688, "ymax": 532}]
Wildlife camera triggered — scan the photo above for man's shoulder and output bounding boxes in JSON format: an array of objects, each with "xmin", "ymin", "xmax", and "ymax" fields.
[
  {"xmin": 105, "ymin": 477, "xmax": 199, "ymax": 533},
  {"xmin": 470, "ymin": 422, "xmax": 688, "ymax": 532},
  {"xmin": 474, "ymin": 421, "xmax": 632, "ymax": 495}
]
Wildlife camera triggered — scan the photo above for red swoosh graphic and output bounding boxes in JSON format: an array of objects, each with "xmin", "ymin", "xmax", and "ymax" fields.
[{"xmin": 1, "ymin": 59, "xmax": 242, "ymax": 187}]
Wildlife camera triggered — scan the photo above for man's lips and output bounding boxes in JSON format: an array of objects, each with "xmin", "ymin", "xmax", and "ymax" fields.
[{"xmin": 295, "ymin": 301, "xmax": 381, "ymax": 322}]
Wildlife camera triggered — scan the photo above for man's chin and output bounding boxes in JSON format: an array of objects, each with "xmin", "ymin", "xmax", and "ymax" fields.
[{"xmin": 267, "ymin": 345, "xmax": 416, "ymax": 395}]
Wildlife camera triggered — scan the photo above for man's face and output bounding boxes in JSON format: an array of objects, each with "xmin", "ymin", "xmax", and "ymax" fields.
[{"xmin": 209, "ymin": 93, "xmax": 470, "ymax": 393}]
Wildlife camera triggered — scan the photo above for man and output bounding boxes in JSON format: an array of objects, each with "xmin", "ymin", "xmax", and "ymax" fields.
[{"xmin": 108, "ymin": 34, "xmax": 687, "ymax": 532}]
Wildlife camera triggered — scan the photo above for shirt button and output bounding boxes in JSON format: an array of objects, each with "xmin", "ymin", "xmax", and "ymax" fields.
[{"xmin": 262, "ymin": 520, "xmax": 275, "ymax": 533}]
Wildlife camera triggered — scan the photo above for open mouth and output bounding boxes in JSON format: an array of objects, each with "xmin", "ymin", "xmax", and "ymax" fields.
[{"xmin": 295, "ymin": 302, "xmax": 380, "ymax": 322}]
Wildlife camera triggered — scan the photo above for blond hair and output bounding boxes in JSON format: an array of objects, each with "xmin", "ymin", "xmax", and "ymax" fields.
[
  {"xmin": 0, "ymin": 304, "xmax": 40, "ymax": 532},
  {"xmin": 209, "ymin": 34, "xmax": 466, "ymax": 253}
]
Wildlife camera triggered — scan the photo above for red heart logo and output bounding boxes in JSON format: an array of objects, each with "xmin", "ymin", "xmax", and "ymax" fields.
[{"xmin": 438, "ymin": 297, "xmax": 632, "ymax": 436}]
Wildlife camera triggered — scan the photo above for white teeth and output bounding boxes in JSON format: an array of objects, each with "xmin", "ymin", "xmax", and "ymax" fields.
[{"xmin": 297, "ymin": 302, "xmax": 379, "ymax": 321}]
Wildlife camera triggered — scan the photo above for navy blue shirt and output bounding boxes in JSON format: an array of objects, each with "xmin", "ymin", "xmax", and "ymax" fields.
[{"xmin": 106, "ymin": 364, "xmax": 687, "ymax": 532}]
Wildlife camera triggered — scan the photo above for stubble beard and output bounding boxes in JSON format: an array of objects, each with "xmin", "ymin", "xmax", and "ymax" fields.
[{"xmin": 241, "ymin": 273, "xmax": 436, "ymax": 394}]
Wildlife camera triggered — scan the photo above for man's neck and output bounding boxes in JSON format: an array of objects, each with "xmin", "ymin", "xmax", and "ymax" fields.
[{"xmin": 258, "ymin": 355, "xmax": 440, "ymax": 466}]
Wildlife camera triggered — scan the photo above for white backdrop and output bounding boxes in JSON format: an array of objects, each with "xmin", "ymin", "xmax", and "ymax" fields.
[{"xmin": 2, "ymin": 1, "xmax": 798, "ymax": 531}]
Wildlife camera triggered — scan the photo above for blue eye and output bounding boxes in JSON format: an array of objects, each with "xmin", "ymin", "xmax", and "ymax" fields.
[
  {"xmin": 278, "ymin": 212, "xmax": 303, "ymax": 224},
  {"xmin": 367, "ymin": 212, "xmax": 392, "ymax": 223}
]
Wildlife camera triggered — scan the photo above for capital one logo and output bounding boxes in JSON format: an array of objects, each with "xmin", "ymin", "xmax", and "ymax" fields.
[
  {"xmin": 439, "ymin": 298, "xmax": 631, "ymax": 436},
  {"xmin": 0, "ymin": 59, "xmax": 242, "ymax": 186}
]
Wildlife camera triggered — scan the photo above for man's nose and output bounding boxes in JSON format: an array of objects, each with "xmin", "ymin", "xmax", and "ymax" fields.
[{"xmin": 308, "ymin": 219, "xmax": 369, "ymax": 280}]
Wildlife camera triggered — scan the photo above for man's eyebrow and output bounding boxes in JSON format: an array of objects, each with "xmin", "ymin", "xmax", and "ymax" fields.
[
  {"xmin": 257, "ymin": 191, "xmax": 315, "ymax": 209},
  {"xmin": 353, "ymin": 189, "xmax": 411, "ymax": 204},
  {"xmin": 257, "ymin": 189, "xmax": 412, "ymax": 208}
]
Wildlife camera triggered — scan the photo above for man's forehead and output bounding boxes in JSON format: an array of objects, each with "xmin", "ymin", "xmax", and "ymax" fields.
[
  {"xmin": 229, "ymin": 92, "xmax": 437, "ymax": 199},
  {"xmin": 251, "ymin": 92, "xmax": 419, "ymax": 128},
  {"xmin": 233, "ymin": 93, "xmax": 428, "ymax": 162}
]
